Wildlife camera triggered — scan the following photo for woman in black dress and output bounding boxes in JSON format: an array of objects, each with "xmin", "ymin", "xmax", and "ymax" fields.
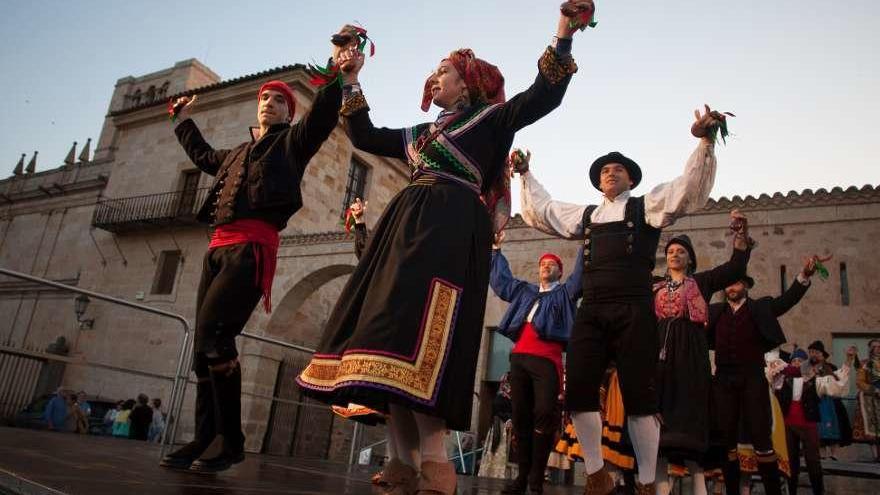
[
  {"xmin": 653, "ymin": 211, "xmax": 752, "ymax": 495},
  {"xmin": 297, "ymin": 4, "xmax": 595, "ymax": 493}
]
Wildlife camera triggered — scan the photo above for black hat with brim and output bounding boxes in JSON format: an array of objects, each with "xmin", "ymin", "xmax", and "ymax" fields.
[
  {"xmin": 739, "ymin": 275, "xmax": 755, "ymax": 288},
  {"xmin": 589, "ymin": 152, "xmax": 642, "ymax": 191},
  {"xmin": 808, "ymin": 340, "xmax": 830, "ymax": 358},
  {"xmin": 665, "ymin": 234, "xmax": 697, "ymax": 272}
]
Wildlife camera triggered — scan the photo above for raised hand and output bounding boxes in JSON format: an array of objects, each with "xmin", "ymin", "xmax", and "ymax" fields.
[
  {"xmin": 802, "ymin": 253, "xmax": 833, "ymax": 278},
  {"xmin": 493, "ymin": 230, "xmax": 506, "ymax": 249},
  {"xmin": 559, "ymin": 1, "xmax": 596, "ymax": 36},
  {"xmin": 349, "ymin": 197, "xmax": 368, "ymax": 223},
  {"xmin": 730, "ymin": 209, "xmax": 752, "ymax": 249},
  {"xmin": 691, "ymin": 104, "xmax": 734, "ymax": 143},
  {"xmin": 170, "ymin": 95, "xmax": 197, "ymax": 123},
  {"xmin": 507, "ymin": 148, "xmax": 532, "ymax": 176}
]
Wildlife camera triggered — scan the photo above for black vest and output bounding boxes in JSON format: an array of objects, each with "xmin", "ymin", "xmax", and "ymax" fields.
[{"xmin": 581, "ymin": 196, "xmax": 661, "ymax": 302}]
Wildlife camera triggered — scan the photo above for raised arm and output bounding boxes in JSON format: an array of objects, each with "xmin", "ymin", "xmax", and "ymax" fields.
[
  {"xmin": 520, "ymin": 166, "xmax": 588, "ymax": 239},
  {"xmin": 172, "ymin": 96, "xmax": 230, "ymax": 176},
  {"xmin": 770, "ymin": 254, "xmax": 827, "ymax": 316},
  {"xmin": 562, "ymin": 245, "xmax": 585, "ymax": 300},
  {"xmin": 490, "ymin": 239, "xmax": 532, "ymax": 303},
  {"xmin": 336, "ymin": 45, "xmax": 408, "ymax": 160},
  {"xmin": 643, "ymin": 105, "xmax": 732, "ymax": 228},
  {"xmin": 287, "ymin": 71, "xmax": 343, "ymax": 167},
  {"xmin": 485, "ymin": 4, "xmax": 588, "ymax": 133},
  {"xmin": 694, "ymin": 210, "xmax": 753, "ymax": 294}
]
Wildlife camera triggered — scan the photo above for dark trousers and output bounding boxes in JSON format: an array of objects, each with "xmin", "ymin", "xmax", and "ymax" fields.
[
  {"xmin": 714, "ymin": 366, "xmax": 781, "ymax": 495},
  {"xmin": 566, "ymin": 301, "xmax": 658, "ymax": 415},
  {"xmin": 510, "ymin": 353, "xmax": 561, "ymax": 488},
  {"xmin": 193, "ymin": 242, "xmax": 263, "ymax": 373},
  {"xmin": 191, "ymin": 243, "xmax": 261, "ymax": 454},
  {"xmin": 787, "ymin": 424, "xmax": 824, "ymax": 495}
]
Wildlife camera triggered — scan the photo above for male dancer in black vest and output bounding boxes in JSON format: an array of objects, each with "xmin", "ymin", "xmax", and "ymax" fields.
[
  {"xmin": 517, "ymin": 106, "xmax": 727, "ymax": 495},
  {"xmin": 159, "ymin": 30, "xmax": 351, "ymax": 473},
  {"xmin": 708, "ymin": 254, "xmax": 825, "ymax": 495}
]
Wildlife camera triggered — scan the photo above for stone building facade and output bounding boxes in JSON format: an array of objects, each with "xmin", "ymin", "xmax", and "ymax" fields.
[{"xmin": 1, "ymin": 57, "xmax": 879, "ymax": 462}]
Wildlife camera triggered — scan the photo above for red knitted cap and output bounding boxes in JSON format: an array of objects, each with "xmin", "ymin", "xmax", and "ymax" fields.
[
  {"xmin": 539, "ymin": 253, "xmax": 563, "ymax": 273},
  {"xmin": 258, "ymin": 81, "xmax": 296, "ymax": 120}
]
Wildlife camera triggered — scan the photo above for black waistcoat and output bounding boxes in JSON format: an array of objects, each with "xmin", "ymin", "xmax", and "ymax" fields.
[{"xmin": 581, "ymin": 196, "xmax": 661, "ymax": 302}]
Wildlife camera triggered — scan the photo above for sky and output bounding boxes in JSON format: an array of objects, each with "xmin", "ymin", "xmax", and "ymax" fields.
[{"xmin": 1, "ymin": 0, "xmax": 879, "ymax": 207}]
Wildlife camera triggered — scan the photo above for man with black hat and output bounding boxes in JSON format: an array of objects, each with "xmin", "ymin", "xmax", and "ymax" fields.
[
  {"xmin": 517, "ymin": 106, "xmax": 728, "ymax": 495},
  {"xmin": 158, "ymin": 29, "xmax": 354, "ymax": 473},
  {"xmin": 708, "ymin": 256, "xmax": 826, "ymax": 495}
]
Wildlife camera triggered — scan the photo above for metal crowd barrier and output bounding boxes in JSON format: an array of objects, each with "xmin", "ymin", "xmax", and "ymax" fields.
[{"xmin": 0, "ymin": 267, "xmax": 477, "ymax": 470}]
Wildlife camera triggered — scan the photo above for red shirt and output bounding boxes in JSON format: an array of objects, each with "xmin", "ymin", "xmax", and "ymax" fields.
[{"xmin": 512, "ymin": 322, "xmax": 565, "ymax": 389}]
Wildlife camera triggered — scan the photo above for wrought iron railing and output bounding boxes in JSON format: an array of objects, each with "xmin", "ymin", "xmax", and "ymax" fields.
[{"xmin": 92, "ymin": 187, "xmax": 211, "ymax": 233}]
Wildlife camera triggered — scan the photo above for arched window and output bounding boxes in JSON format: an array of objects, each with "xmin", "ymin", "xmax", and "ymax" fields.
[
  {"xmin": 145, "ymin": 85, "xmax": 156, "ymax": 103},
  {"xmin": 130, "ymin": 89, "xmax": 142, "ymax": 107},
  {"xmin": 157, "ymin": 81, "xmax": 170, "ymax": 100}
]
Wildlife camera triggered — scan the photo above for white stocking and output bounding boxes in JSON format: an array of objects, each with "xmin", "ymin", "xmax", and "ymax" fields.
[
  {"xmin": 571, "ymin": 411, "xmax": 604, "ymax": 475},
  {"xmin": 413, "ymin": 411, "xmax": 448, "ymax": 463},
  {"xmin": 389, "ymin": 404, "xmax": 420, "ymax": 468},
  {"xmin": 627, "ymin": 414, "xmax": 660, "ymax": 484}
]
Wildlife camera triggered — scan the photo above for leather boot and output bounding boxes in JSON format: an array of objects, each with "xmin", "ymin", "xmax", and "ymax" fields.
[
  {"xmin": 190, "ymin": 362, "xmax": 245, "ymax": 473},
  {"xmin": 416, "ymin": 461, "xmax": 457, "ymax": 495},
  {"xmin": 379, "ymin": 458, "xmax": 418, "ymax": 495},
  {"xmin": 160, "ymin": 379, "xmax": 214, "ymax": 469},
  {"xmin": 584, "ymin": 465, "xmax": 615, "ymax": 495}
]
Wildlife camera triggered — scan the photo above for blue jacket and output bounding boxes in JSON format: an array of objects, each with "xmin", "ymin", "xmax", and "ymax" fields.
[
  {"xmin": 489, "ymin": 247, "xmax": 583, "ymax": 343},
  {"xmin": 44, "ymin": 393, "xmax": 68, "ymax": 429}
]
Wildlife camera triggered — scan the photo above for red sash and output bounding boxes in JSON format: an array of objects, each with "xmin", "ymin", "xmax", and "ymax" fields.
[{"xmin": 208, "ymin": 219, "xmax": 279, "ymax": 313}]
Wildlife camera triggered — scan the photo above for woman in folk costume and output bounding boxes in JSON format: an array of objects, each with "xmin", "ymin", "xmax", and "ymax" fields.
[
  {"xmin": 653, "ymin": 211, "xmax": 753, "ymax": 495},
  {"xmin": 296, "ymin": 3, "xmax": 595, "ymax": 493}
]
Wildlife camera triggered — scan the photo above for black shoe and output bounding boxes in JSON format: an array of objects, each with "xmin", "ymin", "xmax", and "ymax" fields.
[
  {"xmin": 528, "ymin": 484, "xmax": 544, "ymax": 495},
  {"xmin": 501, "ymin": 478, "xmax": 528, "ymax": 495},
  {"xmin": 189, "ymin": 449, "xmax": 245, "ymax": 473},
  {"xmin": 159, "ymin": 441, "xmax": 207, "ymax": 470}
]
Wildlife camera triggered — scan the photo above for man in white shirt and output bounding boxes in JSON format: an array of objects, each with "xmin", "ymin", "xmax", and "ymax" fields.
[{"xmin": 515, "ymin": 106, "xmax": 727, "ymax": 495}]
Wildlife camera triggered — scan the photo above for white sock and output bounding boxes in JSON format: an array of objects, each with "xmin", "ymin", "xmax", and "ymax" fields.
[
  {"xmin": 571, "ymin": 411, "xmax": 604, "ymax": 475},
  {"xmin": 389, "ymin": 404, "xmax": 420, "ymax": 468},
  {"xmin": 655, "ymin": 457, "xmax": 670, "ymax": 495},
  {"xmin": 627, "ymin": 414, "xmax": 660, "ymax": 484},
  {"xmin": 412, "ymin": 411, "xmax": 448, "ymax": 463},
  {"xmin": 686, "ymin": 461, "xmax": 707, "ymax": 495}
]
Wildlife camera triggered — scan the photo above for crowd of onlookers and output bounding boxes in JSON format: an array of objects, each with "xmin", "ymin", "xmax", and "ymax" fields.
[{"xmin": 44, "ymin": 388, "xmax": 166, "ymax": 442}]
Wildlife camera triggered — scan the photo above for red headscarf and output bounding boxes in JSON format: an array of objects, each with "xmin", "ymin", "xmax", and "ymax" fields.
[
  {"xmin": 420, "ymin": 49, "xmax": 506, "ymax": 112},
  {"xmin": 258, "ymin": 81, "xmax": 296, "ymax": 120},
  {"xmin": 539, "ymin": 253, "xmax": 563, "ymax": 274}
]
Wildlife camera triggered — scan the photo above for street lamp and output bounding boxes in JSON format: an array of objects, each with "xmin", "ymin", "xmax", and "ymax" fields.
[{"xmin": 74, "ymin": 294, "xmax": 94, "ymax": 330}]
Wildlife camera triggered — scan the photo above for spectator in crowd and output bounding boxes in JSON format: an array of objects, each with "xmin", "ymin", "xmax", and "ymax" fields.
[
  {"xmin": 44, "ymin": 387, "xmax": 69, "ymax": 432},
  {"xmin": 77, "ymin": 391, "xmax": 91, "ymax": 417},
  {"xmin": 70, "ymin": 393, "xmax": 89, "ymax": 434},
  {"xmin": 129, "ymin": 393, "xmax": 153, "ymax": 441},
  {"xmin": 149, "ymin": 398, "xmax": 166, "ymax": 443},
  {"xmin": 112, "ymin": 399, "xmax": 135, "ymax": 438},
  {"xmin": 103, "ymin": 400, "xmax": 123, "ymax": 436}
]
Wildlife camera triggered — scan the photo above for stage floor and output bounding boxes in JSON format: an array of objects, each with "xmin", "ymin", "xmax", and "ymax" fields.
[
  {"xmin": 2, "ymin": 427, "xmax": 879, "ymax": 494},
  {"xmin": 0, "ymin": 427, "xmax": 581, "ymax": 495}
]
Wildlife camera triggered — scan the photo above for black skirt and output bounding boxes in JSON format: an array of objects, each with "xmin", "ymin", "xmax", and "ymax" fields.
[
  {"xmin": 656, "ymin": 317, "xmax": 712, "ymax": 463},
  {"xmin": 297, "ymin": 179, "xmax": 491, "ymax": 431}
]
